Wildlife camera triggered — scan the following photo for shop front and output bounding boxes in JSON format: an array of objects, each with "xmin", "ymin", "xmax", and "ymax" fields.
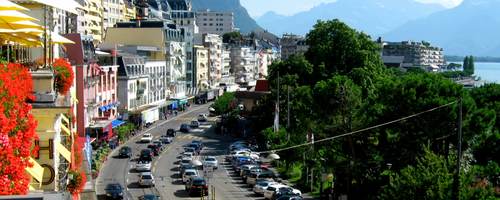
[{"xmin": 170, "ymin": 97, "xmax": 189, "ymax": 111}]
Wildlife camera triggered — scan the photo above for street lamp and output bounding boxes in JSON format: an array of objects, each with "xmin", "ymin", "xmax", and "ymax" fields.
[{"xmin": 267, "ymin": 152, "xmax": 280, "ymax": 160}]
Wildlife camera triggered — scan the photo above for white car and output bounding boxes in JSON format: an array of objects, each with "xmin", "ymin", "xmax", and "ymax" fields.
[
  {"xmin": 138, "ymin": 172, "xmax": 155, "ymax": 187},
  {"xmin": 203, "ymin": 156, "xmax": 218, "ymax": 169},
  {"xmin": 182, "ymin": 169, "xmax": 198, "ymax": 183},
  {"xmin": 263, "ymin": 184, "xmax": 287, "ymax": 199},
  {"xmin": 182, "ymin": 152, "xmax": 194, "ymax": 159},
  {"xmin": 140, "ymin": 133, "xmax": 153, "ymax": 143},
  {"xmin": 136, "ymin": 160, "xmax": 151, "ymax": 171},
  {"xmin": 197, "ymin": 114, "xmax": 208, "ymax": 122},
  {"xmin": 253, "ymin": 180, "xmax": 279, "ymax": 195}
]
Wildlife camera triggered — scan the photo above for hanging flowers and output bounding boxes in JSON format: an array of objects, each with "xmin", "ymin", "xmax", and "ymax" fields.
[
  {"xmin": 0, "ymin": 63, "xmax": 38, "ymax": 195},
  {"xmin": 66, "ymin": 169, "xmax": 86, "ymax": 195},
  {"xmin": 53, "ymin": 58, "xmax": 74, "ymax": 95}
]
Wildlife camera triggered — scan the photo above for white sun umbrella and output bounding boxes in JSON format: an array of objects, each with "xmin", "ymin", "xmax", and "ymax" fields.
[{"xmin": 191, "ymin": 159, "xmax": 202, "ymax": 167}]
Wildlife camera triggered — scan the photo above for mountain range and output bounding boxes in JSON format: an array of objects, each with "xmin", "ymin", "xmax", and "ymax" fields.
[
  {"xmin": 385, "ymin": 0, "xmax": 500, "ymax": 56},
  {"xmin": 256, "ymin": 0, "xmax": 445, "ymax": 37},
  {"xmin": 192, "ymin": 0, "xmax": 500, "ymax": 56}
]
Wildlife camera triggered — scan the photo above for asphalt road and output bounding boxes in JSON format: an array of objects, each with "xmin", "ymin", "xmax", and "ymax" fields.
[{"xmin": 96, "ymin": 103, "xmax": 299, "ymax": 200}]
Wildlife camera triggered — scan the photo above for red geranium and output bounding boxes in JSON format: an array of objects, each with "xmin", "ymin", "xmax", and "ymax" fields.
[
  {"xmin": 0, "ymin": 63, "xmax": 38, "ymax": 195},
  {"xmin": 53, "ymin": 58, "xmax": 74, "ymax": 95}
]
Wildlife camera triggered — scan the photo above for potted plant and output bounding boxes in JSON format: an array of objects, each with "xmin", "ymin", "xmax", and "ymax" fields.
[{"xmin": 52, "ymin": 58, "xmax": 74, "ymax": 95}]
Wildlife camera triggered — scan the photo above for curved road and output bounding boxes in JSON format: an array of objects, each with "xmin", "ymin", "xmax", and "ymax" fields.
[{"xmin": 96, "ymin": 103, "xmax": 291, "ymax": 200}]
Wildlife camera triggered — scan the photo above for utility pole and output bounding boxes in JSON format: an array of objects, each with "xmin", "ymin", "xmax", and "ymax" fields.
[
  {"xmin": 452, "ymin": 97, "xmax": 463, "ymax": 200},
  {"xmin": 287, "ymin": 86, "xmax": 290, "ymax": 128}
]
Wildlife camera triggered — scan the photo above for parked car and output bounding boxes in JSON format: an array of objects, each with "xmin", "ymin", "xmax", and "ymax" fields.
[
  {"xmin": 253, "ymin": 180, "xmax": 279, "ymax": 196},
  {"xmin": 182, "ymin": 152, "xmax": 194, "ymax": 159},
  {"xmin": 104, "ymin": 183, "xmax": 124, "ymax": 199},
  {"xmin": 180, "ymin": 124, "xmax": 191, "ymax": 133},
  {"xmin": 166, "ymin": 128, "xmax": 176, "ymax": 137},
  {"xmin": 118, "ymin": 146, "xmax": 132, "ymax": 158},
  {"xmin": 179, "ymin": 164, "xmax": 195, "ymax": 175},
  {"xmin": 264, "ymin": 184, "xmax": 287, "ymax": 200},
  {"xmin": 140, "ymin": 133, "xmax": 153, "ymax": 143},
  {"xmin": 197, "ymin": 114, "xmax": 208, "ymax": 122},
  {"xmin": 275, "ymin": 195, "xmax": 303, "ymax": 200},
  {"xmin": 147, "ymin": 144, "xmax": 160, "ymax": 156},
  {"xmin": 160, "ymin": 135, "xmax": 172, "ymax": 144},
  {"xmin": 240, "ymin": 164, "xmax": 260, "ymax": 177},
  {"xmin": 153, "ymin": 139, "xmax": 164, "ymax": 150},
  {"xmin": 190, "ymin": 120, "xmax": 200, "ymax": 128},
  {"xmin": 139, "ymin": 149, "xmax": 153, "ymax": 161},
  {"xmin": 247, "ymin": 171, "xmax": 276, "ymax": 186},
  {"xmin": 184, "ymin": 147, "xmax": 196, "ymax": 155},
  {"xmin": 203, "ymin": 156, "xmax": 218, "ymax": 169},
  {"xmin": 182, "ymin": 169, "xmax": 198, "ymax": 183},
  {"xmin": 185, "ymin": 177, "xmax": 208, "ymax": 196},
  {"xmin": 136, "ymin": 160, "xmax": 151, "ymax": 172},
  {"xmin": 272, "ymin": 187, "xmax": 302, "ymax": 199},
  {"xmin": 185, "ymin": 143, "xmax": 201, "ymax": 154},
  {"xmin": 138, "ymin": 172, "xmax": 155, "ymax": 187},
  {"xmin": 139, "ymin": 194, "xmax": 160, "ymax": 200},
  {"xmin": 179, "ymin": 157, "xmax": 193, "ymax": 170},
  {"xmin": 191, "ymin": 140, "xmax": 203, "ymax": 149},
  {"xmin": 242, "ymin": 167, "xmax": 263, "ymax": 182}
]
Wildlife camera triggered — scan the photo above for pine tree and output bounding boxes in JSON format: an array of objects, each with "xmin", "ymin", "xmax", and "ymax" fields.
[{"xmin": 468, "ymin": 55, "xmax": 475, "ymax": 75}]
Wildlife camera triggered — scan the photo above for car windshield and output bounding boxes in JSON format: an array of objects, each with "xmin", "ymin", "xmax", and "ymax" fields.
[
  {"xmin": 257, "ymin": 182, "xmax": 269, "ymax": 187},
  {"xmin": 267, "ymin": 187, "xmax": 277, "ymax": 191},
  {"xmin": 193, "ymin": 180, "xmax": 206, "ymax": 185},
  {"xmin": 185, "ymin": 171, "xmax": 196, "ymax": 175},
  {"xmin": 205, "ymin": 158, "xmax": 216, "ymax": 161},
  {"xmin": 141, "ymin": 175, "xmax": 152, "ymax": 179},
  {"xmin": 181, "ymin": 159, "xmax": 191, "ymax": 164},
  {"xmin": 106, "ymin": 184, "xmax": 121, "ymax": 190}
]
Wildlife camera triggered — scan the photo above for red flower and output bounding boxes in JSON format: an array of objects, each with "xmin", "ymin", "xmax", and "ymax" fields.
[
  {"xmin": 0, "ymin": 63, "xmax": 38, "ymax": 195},
  {"xmin": 53, "ymin": 58, "xmax": 74, "ymax": 95}
]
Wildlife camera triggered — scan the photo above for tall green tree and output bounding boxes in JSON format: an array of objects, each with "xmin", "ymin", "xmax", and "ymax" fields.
[
  {"xmin": 211, "ymin": 92, "xmax": 236, "ymax": 115},
  {"xmin": 468, "ymin": 56, "xmax": 475, "ymax": 75},
  {"xmin": 305, "ymin": 19, "xmax": 385, "ymax": 80},
  {"xmin": 463, "ymin": 56, "xmax": 470, "ymax": 74}
]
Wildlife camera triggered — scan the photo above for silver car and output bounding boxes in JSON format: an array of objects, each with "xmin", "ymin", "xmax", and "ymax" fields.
[
  {"xmin": 203, "ymin": 156, "xmax": 218, "ymax": 169},
  {"xmin": 139, "ymin": 172, "xmax": 155, "ymax": 187}
]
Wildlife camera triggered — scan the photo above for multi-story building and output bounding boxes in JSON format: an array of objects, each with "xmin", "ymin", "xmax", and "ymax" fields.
[
  {"xmin": 170, "ymin": 2, "xmax": 198, "ymax": 88},
  {"xmin": 381, "ymin": 40, "xmax": 446, "ymax": 69},
  {"xmin": 193, "ymin": 45, "xmax": 209, "ymax": 89},
  {"xmin": 231, "ymin": 47, "xmax": 257, "ymax": 84},
  {"xmin": 280, "ymin": 34, "xmax": 308, "ymax": 60},
  {"xmin": 103, "ymin": 20, "xmax": 187, "ymax": 99},
  {"xmin": 29, "ymin": 68, "xmax": 77, "ymax": 192},
  {"xmin": 103, "ymin": 0, "xmax": 122, "ymax": 29},
  {"xmin": 203, "ymin": 34, "xmax": 223, "ymax": 88},
  {"xmin": 122, "ymin": 0, "xmax": 136, "ymax": 21},
  {"xmin": 195, "ymin": 10, "xmax": 235, "ymax": 35},
  {"xmin": 83, "ymin": 0, "xmax": 105, "ymax": 43},
  {"xmin": 222, "ymin": 44, "xmax": 232, "ymax": 79}
]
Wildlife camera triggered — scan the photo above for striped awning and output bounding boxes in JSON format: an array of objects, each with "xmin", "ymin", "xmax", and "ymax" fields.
[
  {"xmin": 55, "ymin": 142, "xmax": 71, "ymax": 163},
  {"xmin": 25, "ymin": 157, "xmax": 44, "ymax": 184},
  {"xmin": 186, "ymin": 87, "xmax": 200, "ymax": 96}
]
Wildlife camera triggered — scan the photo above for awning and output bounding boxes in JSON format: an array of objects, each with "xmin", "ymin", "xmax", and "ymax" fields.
[
  {"xmin": 60, "ymin": 123, "xmax": 71, "ymax": 136},
  {"xmin": 111, "ymin": 119, "xmax": 125, "ymax": 128},
  {"xmin": 89, "ymin": 120, "xmax": 112, "ymax": 129},
  {"xmin": 25, "ymin": 0, "xmax": 80, "ymax": 14},
  {"xmin": 0, "ymin": 20, "xmax": 42, "ymax": 29},
  {"xmin": 0, "ymin": 10, "xmax": 37, "ymax": 22},
  {"xmin": 55, "ymin": 141, "xmax": 71, "ymax": 163},
  {"xmin": 0, "ymin": 0, "xmax": 28, "ymax": 11},
  {"xmin": 25, "ymin": 157, "xmax": 44, "ymax": 184},
  {"xmin": 51, "ymin": 31, "xmax": 74, "ymax": 44}
]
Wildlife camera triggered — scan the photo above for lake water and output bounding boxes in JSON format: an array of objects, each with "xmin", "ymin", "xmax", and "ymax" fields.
[{"xmin": 449, "ymin": 62, "xmax": 500, "ymax": 83}]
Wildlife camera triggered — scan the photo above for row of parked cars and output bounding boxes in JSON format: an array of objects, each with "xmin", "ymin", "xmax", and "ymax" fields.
[
  {"xmin": 225, "ymin": 140, "xmax": 303, "ymax": 200},
  {"xmin": 177, "ymin": 140, "xmax": 212, "ymax": 197}
]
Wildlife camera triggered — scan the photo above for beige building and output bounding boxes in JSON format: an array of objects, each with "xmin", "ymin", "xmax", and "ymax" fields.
[
  {"xmin": 203, "ymin": 34, "xmax": 223, "ymax": 88},
  {"xmin": 83, "ymin": 0, "xmax": 105, "ymax": 43},
  {"xmin": 280, "ymin": 34, "xmax": 309, "ymax": 60},
  {"xmin": 195, "ymin": 10, "xmax": 235, "ymax": 35},
  {"xmin": 193, "ymin": 45, "xmax": 209, "ymax": 89},
  {"xmin": 103, "ymin": 0, "xmax": 122, "ymax": 29}
]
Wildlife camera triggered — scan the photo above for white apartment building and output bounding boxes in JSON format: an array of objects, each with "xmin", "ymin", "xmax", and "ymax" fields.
[
  {"xmin": 103, "ymin": 0, "xmax": 123, "ymax": 29},
  {"xmin": 171, "ymin": 10, "xmax": 199, "ymax": 88},
  {"xmin": 203, "ymin": 34, "xmax": 223, "ymax": 88},
  {"xmin": 193, "ymin": 45, "xmax": 209, "ymax": 89},
  {"xmin": 231, "ymin": 47, "xmax": 257, "ymax": 84},
  {"xmin": 165, "ymin": 28, "xmax": 187, "ymax": 98},
  {"xmin": 195, "ymin": 10, "xmax": 235, "ymax": 35}
]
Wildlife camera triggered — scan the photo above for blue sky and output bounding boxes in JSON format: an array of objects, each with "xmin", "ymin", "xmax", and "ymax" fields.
[{"xmin": 241, "ymin": 0, "xmax": 463, "ymax": 18}]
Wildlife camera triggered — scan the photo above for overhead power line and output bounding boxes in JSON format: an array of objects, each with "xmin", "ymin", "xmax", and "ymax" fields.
[{"xmin": 259, "ymin": 100, "xmax": 458, "ymax": 154}]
